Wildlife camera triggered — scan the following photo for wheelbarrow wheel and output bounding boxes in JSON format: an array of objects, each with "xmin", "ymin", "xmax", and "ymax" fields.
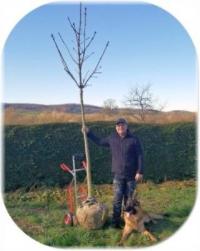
[{"xmin": 64, "ymin": 212, "xmax": 73, "ymax": 226}]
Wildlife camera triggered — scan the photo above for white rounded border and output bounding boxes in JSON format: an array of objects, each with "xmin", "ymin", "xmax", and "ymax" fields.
[{"xmin": 0, "ymin": 1, "xmax": 199, "ymax": 251}]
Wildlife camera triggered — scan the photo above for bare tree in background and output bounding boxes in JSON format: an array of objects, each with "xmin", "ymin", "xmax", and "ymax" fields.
[
  {"xmin": 103, "ymin": 98, "xmax": 118, "ymax": 115},
  {"xmin": 51, "ymin": 3, "xmax": 109, "ymax": 198},
  {"xmin": 124, "ymin": 84, "xmax": 165, "ymax": 122}
]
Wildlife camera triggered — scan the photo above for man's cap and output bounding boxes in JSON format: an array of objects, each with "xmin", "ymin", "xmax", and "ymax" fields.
[{"xmin": 116, "ymin": 118, "xmax": 128, "ymax": 125}]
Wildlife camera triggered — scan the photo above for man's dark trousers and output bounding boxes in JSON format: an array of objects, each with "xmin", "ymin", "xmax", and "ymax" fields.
[{"xmin": 112, "ymin": 177, "xmax": 136, "ymax": 225}]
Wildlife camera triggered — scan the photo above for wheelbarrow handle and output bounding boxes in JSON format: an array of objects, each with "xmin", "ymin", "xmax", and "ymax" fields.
[{"xmin": 60, "ymin": 163, "xmax": 72, "ymax": 174}]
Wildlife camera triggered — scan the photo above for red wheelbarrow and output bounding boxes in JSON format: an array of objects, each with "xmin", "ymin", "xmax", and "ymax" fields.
[{"xmin": 59, "ymin": 153, "xmax": 88, "ymax": 226}]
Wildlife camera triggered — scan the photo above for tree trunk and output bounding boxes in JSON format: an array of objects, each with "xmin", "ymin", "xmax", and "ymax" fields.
[{"xmin": 80, "ymin": 88, "xmax": 92, "ymax": 198}]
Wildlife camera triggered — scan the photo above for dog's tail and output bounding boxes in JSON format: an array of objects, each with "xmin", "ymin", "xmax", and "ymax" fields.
[
  {"xmin": 163, "ymin": 212, "xmax": 170, "ymax": 217},
  {"xmin": 149, "ymin": 212, "xmax": 170, "ymax": 219},
  {"xmin": 148, "ymin": 213, "xmax": 164, "ymax": 219}
]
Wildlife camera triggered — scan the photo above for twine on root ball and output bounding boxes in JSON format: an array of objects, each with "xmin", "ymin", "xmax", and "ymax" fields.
[{"xmin": 76, "ymin": 197, "xmax": 109, "ymax": 230}]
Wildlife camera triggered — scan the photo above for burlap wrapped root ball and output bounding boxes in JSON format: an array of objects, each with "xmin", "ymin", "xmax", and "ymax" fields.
[{"xmin": 76, "ymin": 198, "xmax": 109, "ymax": 229}]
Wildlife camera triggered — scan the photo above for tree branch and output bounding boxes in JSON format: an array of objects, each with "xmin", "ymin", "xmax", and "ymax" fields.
[
  {"xmin": 51, "ymin": 34, "xmax": 79, "ymax": 86},
  {"xmin": 83, "ymin": 41, "xmax": 109, "ymax": 86},
  {"xmin": 58, "ymin": 32, "xmax": 78, "ymax": 65}
]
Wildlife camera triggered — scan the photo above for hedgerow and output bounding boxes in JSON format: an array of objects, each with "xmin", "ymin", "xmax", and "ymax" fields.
[{"xmin": 4, "ymin": 122, "xmax": 196, "ymax": 191}]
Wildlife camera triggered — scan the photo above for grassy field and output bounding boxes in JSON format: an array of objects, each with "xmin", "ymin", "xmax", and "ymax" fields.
[
  {"xmin": 4, "ymin": 180, "xmax": 196, "ymax": 248},
  {"xmin": 4, "ymin": 108, "xmax": 196, "ymax": 125}
]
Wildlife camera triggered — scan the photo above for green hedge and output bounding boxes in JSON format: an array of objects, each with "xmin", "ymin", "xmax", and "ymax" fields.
[{"xmin": 4, "ymin": 122, "xmax": 196, "ymax": 191}]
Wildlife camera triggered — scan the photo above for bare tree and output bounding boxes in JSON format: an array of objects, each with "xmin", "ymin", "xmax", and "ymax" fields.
[
  {"xmin": 124, "ymin": 84, "xmax": 165, "ymax": 122},
  {"xmin": 51, "ymin": 3, "xmax": 109, "ymax": 198},
  {"xmin": 103, "ymin": 98, "xmax": 118, "ymax": 115}
]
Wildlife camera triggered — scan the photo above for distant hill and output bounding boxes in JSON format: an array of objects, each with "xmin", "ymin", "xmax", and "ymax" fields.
[
  {"xmin": 3, "ymin": 103, "xmax": 196, "ymax": 125},
  {"xmin": 4, "ymin": 103, "xmax": 102, "ymax": 114},
  {"xmin": 4, "ymin": 103, "xmax": 195, "ymax": 115}
]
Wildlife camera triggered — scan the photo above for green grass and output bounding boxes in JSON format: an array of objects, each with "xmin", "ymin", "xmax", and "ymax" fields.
[{"xmin": 3, "ymin": 180, "xmax": 196, "ymax": 247}]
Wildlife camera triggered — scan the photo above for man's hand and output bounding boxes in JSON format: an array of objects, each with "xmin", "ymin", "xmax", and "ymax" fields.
[
  {"xmin": 135, "ymin": 173, "xmax": 143, "ymax": 183},
  {"xmin": 82, "ymin": 126, "xmax": 89, "ymax": 134}
]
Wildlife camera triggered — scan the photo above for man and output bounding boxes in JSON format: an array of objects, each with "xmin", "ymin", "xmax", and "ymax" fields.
[{"xmin": 82, "ymin": 118, "xmax": 144, "ymax": 228}]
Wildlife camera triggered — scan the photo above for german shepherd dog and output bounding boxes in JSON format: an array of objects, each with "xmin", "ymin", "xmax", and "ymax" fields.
[{"xmin": 119, "ymin": 196, "xmax": 165, "ymax": 245}]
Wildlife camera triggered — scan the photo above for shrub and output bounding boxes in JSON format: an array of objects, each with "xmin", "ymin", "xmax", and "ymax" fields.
[{"xmin": 3, "ymin": 122, "xmax": 196, "ymax": 191}]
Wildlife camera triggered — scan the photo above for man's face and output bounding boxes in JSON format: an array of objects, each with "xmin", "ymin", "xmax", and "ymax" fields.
[{"xmin": 116, "ymin": 123, "xmax": 128, "ymax": 137}]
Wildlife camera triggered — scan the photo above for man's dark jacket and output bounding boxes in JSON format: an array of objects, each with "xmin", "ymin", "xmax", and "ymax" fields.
[{"xmin": 87, "ymin": 129, "xmax": 144, "ymax": 180}]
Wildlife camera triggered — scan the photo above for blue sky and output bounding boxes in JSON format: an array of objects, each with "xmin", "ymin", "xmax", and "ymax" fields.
[{"xmin": 3, "ymin": 2, "xmax": 197, "ymax": 111}]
